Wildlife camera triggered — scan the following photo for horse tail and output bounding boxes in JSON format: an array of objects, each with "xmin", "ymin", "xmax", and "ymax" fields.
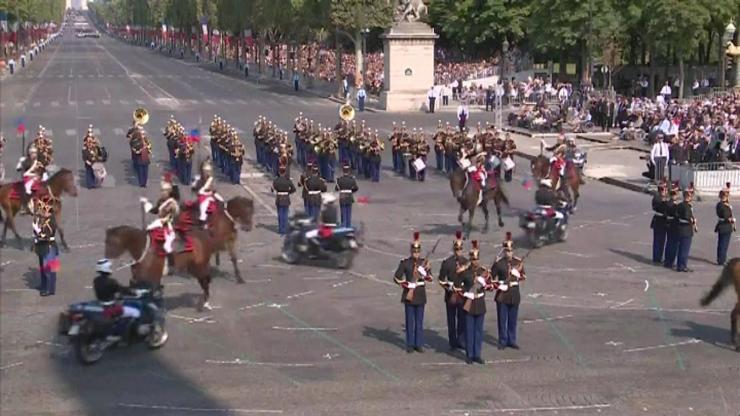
[
  {"xmin": 496, "ymin": 183, "xmax": 510, "ymax": 207},
  {"xmin": 700, "ymin": 258, "xmax": 738, "ymax": 306}
]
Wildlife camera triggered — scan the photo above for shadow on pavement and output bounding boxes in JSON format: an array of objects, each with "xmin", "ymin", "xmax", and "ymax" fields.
[
  {"xmin": 670, "ymin": 320, "xmax": 732, "ymax": 349},
  {"xmin": 362, "ymin": 326, "xmax": 406, "ymax": 350},
  {"xmin": 609, "ymin": 248, "xmax": 655, "ymax": 267}
]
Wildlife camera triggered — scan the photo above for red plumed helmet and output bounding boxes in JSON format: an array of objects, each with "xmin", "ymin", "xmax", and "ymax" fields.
[
  {"xmin": 471, "ymin": 240, "xmax": 479, "ymax": 249},
  {"xmin": 411, "ymin": 232, "xmax": 421, "ymax": 251},
  {"xmin": 505, "ymin": 231, "xmax": 512, "ymax": 241},
  {"xmin": 413, "ymin": 231, "xmax": 420, "ymax": 241},
  {"xmin": 455, "ymin": 230, "xmax": 462, "ymax": 239}
]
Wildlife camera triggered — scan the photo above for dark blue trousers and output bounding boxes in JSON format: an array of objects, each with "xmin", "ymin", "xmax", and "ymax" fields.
[
  {"xmin": 676, "ymin": 235, "xmax": 692, "ymax": 270},
  {"xmin": 84, "ymin": 165, "xmax": 96, "ymax": 189},
  {"xmin": 652, "ymin": 227, "xmax": 667, "ymax": 263},
  {"xmin": 179, "ymin": 160, "xmax": 192, "ymax": 185},
  {"xmin": 717, "ymin": 232, "xmax": 732, "ymax": 265},
  {"xmin": 133, "ymin": 160, "xmax": 149, "ymax": 187},
  {"xmin": 663, "ymin": 230, "xmax": 678, "ymax": 268},
  {"xmin": 496, "ymin": 302, "xmax": 519, "ymax": 346},
  {"xmin": 435, "ymin": 151, "xmax": 444, "ymax": 170},
  {"xmin": 404, "ymin": 304, "xmax": 425, "ymax": 348},
  {"xmin": 464, "ymin": 312, "xmax": 484, "ymax": 359},
  {"xmin": 340, "ymin": 204, "xmax": 352, "ymax": 228},
  {"xmin": 446, "ymin": 302, "xmax": 466, "ymax": 348},
  {"xmin": 307, "ymin": 204, "xmax": 320, "ymax": 220},
  {"xmin": 277, "ymin": 205, "xmax": 289, "ymax": 235},
  {"xmin": 392, "ymin": 150, "xmax": 399, "ymax": 172},
  {"xmin": 370, "ymin": 160, "xmax": 381, "ymax": 182},
  {"xmin": 232, "ymin": 161, "xmax": 242, "ymax": 184}
]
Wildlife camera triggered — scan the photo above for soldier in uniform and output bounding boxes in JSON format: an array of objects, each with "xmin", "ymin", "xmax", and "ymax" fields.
[
  {"xmin": 82, "ymin": 126, "xmax": 100, "ymax": 189},
  {"xmin": 17, "ymin": 145, "xmax": 44, "ymax": 214},
  {"xmin": 140, "ymin": 174, "xmax": 181, "ymax": 255},
  {"xmin": 192, "ymin": 159, "xmax": 222, "ymax": 225},
  {"xmin": 367, "ymin": 133, "xmax": 384, "ymax": 183},
  {"xmin": 298, "ymin": 162, "xmax": 312, "ymax": 214},
  {"xmin": 175, "ymin": 131, "xmax": 195, "ymax": 185},
  {"xmin": 231, "ymin": 138, "xmax": 246, "ymax": 184},
  {"xmin": 650, "ymin": 181, "xmax": 669, "ymax": 263},
  {"xmin": 414, "ymin": 131, "xmax": 430, "ymax": 182},
  {"xmin": 335, "ymin": 163, "xmax": 359, "ymax": 228},
  {"xmin": 492, "ymin": 232, "xmax": 526, "ymax": 350},
  {"xmin": 456, "ymin": 240, "xmax": 491, "ymax": 364},
  {"xmin": 209, "ymin": 115, "xmax": 222, "ymax": 168},
  {"xmin": 304, "ymin": 163, "xmax": 327, "ymax": 220},
  {"xmin": 433, "ymin": 121, "xmax": 446, "ymax": 171},
  {"xmin": 33, "ymin": 193, "xmax": 60, "ymax": 296},
  {"xmin": 437, "ymin": 231, "xmax": 467, "ymax": 351},
  {"xmin": 128, "ymin": 121, "xmax": 152, "ymax": 187},
  {"xmin": 393, "ymin": 232, "xmax": 433, "ymax": 353},
  {"xmin": 662, "ymin": 183, "xmax": 681, "ymax": 269},
  {"xmin": 675, "ymin": 185, "xmax": 696, "ymax": 272},
  {"xmin": 271, "ymin": 165, "xmax": 296, "ymax": 236},
  {"xmin": 165, "ymin": 115, "xmax": 179, "ymax": 169},
  {"xmin": 715, "ymin": 182, "xmax": 735, "ymax": 265}
]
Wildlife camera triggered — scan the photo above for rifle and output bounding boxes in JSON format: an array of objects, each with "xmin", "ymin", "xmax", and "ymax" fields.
[{"xmin": 405, "ymin": 237, "xmax": 441, "ymax": 302}]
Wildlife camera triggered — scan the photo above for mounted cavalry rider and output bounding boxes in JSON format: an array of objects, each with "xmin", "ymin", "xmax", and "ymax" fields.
[
  {"xmin": 191, "ymin": 158, "xmax": 223, "ymax": 226},
  {"xmin": 140, "ymin": 173, "xmax": 180, "ymax": 255},
  {"xmin": 549, "ymin": 144, "xmax": 567, "ymax": 189},
  {"xmin": 17, "ymin": 144, "xmax": 45, "ymax": 214}
]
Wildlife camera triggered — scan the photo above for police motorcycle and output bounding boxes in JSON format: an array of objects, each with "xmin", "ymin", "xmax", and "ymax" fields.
[
  {"xmin": 281, "ymin": 195, "xmax": 360, "ymax": 269},
  {"xmin": 519, "ymin": 194, "xmax": 570, "ymax": 248},
  {"xmin": 58, "ymin": 282, "xmax": 168, "ymax": 365}
]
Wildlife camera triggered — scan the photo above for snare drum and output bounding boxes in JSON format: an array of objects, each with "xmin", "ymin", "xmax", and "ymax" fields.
[{"xmin": 92, "ymin": 162, "xmax": 107, "ymax": 185}]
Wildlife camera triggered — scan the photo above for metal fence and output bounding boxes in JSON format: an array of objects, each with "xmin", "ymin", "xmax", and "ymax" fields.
[{"xmin": 669, "ymin": 162, "xmax": 740, "ymax": 195}]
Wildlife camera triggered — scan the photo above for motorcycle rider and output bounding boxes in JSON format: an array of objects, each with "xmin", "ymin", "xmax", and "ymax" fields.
[
  {"xmin": 534, "ymin": 179, "xmax": 564, "ymax": 229},
  {"xmin": 93, "ymin": 258, "xmax": 141, "ymax": 343}
]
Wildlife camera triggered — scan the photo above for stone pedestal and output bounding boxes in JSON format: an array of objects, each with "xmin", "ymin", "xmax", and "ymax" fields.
[{"xmin": 380, "ymin": 21, "xmax": 438, "ymax": 112}]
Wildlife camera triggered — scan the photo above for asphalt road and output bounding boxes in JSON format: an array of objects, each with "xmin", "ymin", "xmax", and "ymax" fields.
[{"xmin": 1, "ymin": 31, "xmax": 739, "ymax": 416}]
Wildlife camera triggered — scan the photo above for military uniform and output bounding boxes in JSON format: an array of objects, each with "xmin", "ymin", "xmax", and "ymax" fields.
[
  {"xmin": 662, "ymin": 185, "xmax": 681, "ymax": 269},
  {"xmin": 394, "ymin": 233, "xmax": 433, "ymax": 353},
  {"xmin": 335, "ymin": 165, "xmax": 359, "ymax": 228},
  {"xmin": 650, "ymin": 183, "xmax": 669, "ymax": 263},
  {"xmin": 141, "ymin": 175, "xmax": 181, "ymax": 255},
  {"xmin": 33, "ymin": 194, "xmax": 59, "ymax": 296},
  {"xmin": 176, "ymin": 133, "xmax": 195, "ymax": 185},
  {"xmin": 128, "ymin": 123, "xmax": 152, "ymax": 187},
  {"xmin": 675, "ymin": 188, "xmax": 696, "ymax": 272},
  {"xmin": 457, "ymin": 240, "xmax": 490, "ymax": 364},
  {"xmin": 271, "ymin": 167, "xmax": 296, "ymax": 235},
  {"xmin": 437, "ymin": 231, "xmax": 467, "ymax": 351},
  {"xmin": 715, "ymin": 183, "xmax": 734, "ymax": 265},
  {"xmin": 304, "ymin": 167, "xmax": 326, "ymax": 220},
  {"xmin": 492, "ymin": 232, "xmax": 525, "ymax": 350}
]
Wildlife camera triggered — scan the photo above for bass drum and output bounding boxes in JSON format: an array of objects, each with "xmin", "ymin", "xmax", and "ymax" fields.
[{"xmin": 92, "ymin": 162, "xmax": 107, "ymax": 185}]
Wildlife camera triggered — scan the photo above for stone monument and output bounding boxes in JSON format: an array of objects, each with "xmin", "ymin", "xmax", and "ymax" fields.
[{"xmin": 380, "ymin": 1, "xmax": 438, "ymax": 112}]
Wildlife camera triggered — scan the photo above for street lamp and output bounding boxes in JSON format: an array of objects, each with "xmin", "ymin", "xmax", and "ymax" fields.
[
  {"xmin": 361, "ymin": 28, "xmax": 370, "ymax": 88},
  {"xmin": 724, "ymin": 20, "xmax": 738, "ymax": 88},
  {"xmin": 722, "ymin": 21, "xmax": 736, "ymax": 89}
]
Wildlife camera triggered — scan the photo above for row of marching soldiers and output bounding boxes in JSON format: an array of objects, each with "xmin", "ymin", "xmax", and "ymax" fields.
[
  {"xmin": 393, "ymin": 231, "xmax": 526, "ymax": 364},
  {"xmin": 429, "ymin": 121, "xmax": 518, "ymax": 181},
  {"xmin": 253, "ymin": 116, "xmax": 295, "ymax": 178},
  {"xmin": 16, "ymin": 126, "xmax": 54, "ymax": 214},
  {"xmin": 208, "ymin": 115, "xmax": 246, "ymax": 185},
  {"xmin": 651, "ymin": 180, "xmax": 735, "ymax": 271}
]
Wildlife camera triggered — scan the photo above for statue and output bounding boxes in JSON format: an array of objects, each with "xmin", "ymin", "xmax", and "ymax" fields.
[
  {"xmin": 726, "ymin": 41, "xmax": 740, "ymax": 57},
  {"xmin": 395, "ymin": 0, "xmax": 428, "ymax": 23}
]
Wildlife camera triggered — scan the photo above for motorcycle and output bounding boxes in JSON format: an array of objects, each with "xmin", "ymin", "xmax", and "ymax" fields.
[
  {"xmin": 57, "ymin": 285, "xmax": 168, "ymax": 365},
  {"xmin": 281, "ymin": 214, "xmax": 360, "ymax": 269},
  {"xmin": 519, "ymin": 200, "xmax": 570, "ymax": 248}
]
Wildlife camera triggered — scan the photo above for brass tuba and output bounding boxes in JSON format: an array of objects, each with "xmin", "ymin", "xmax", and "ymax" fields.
[
  {"xmin": 339, "ymin": 104, "xmax": 355, "ymax": 121},
  {"xmin": 133, "ymin": 107, "xmax": 149, "ymax": 125}
]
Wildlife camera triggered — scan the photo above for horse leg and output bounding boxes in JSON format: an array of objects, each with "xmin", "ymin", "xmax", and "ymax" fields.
[
  {"xmin": 732, "ymin": 304, "xmax": 739, "ymax": 352},
  {"xmin": 215, "ymin": 252, "xmax": 221, "ymax": 267},
  {"xmin": 480, "ymin": 202, "xmax": 490, "ymax": 233},
  {"xmin": 457, "ymin": 206, "xmax": 464, "ymax": 224},
  {"xmin": 198, "ymin": 274, "xmax": 213, "ymax": 311},
  {"xmin": 228, "ymin": 240, "xmax": 244, "ymax": 284},
  {"xmin": 4, "ymin": 210, "xmax": 23, "ymax": 248},
  {"xmin": 465, "ymin": 207, "xmax": 475, "ymax": 239},
  {"xmin": 495, "ymin": 197, "xmax": 504, "ymax": 228}
]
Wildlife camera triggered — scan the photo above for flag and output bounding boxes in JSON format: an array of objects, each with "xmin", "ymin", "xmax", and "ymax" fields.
[
  {"xmin": 188, "ymin": 129, "xmax": 200, "ymax": 143},
  {"xmin": 16, "ymin": 118, "xmax": 26, "ymax": 135}
]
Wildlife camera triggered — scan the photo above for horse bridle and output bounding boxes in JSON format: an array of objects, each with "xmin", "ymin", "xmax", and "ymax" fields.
[{"xmin": 221, "ymin": 200, "xmax": 237, "ymax": 225}]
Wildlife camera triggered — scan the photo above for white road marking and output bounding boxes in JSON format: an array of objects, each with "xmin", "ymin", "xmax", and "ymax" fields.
[
  {"xmin": 348, "ymin": 270, "xmax": 395, "ymax": 286},
  {"xmin": 256, "ymin": 263, "xmax": 291, "ymax": 269},
  {"xmin": 32, "ymin": 102, "xmax": 40, "ymax": 107},
  {"xmin": 332, "ymin": 280, "xmax": 354, "ymax": 288},
  {"xmin": 239, "ymin": 302, "xmax": 265, "ymax": 311},
  {"xmin": 119, "ymin": 100, "xmax": 130, "ymax": 105},
  {"xmin": 623, "ymin": 338, "xmax": 701, "ymax": 353},
  {"xmin": 168, "ymin": 313, "xmax": 216, "ymax": 324},
  {"xmin": 303, "ymin": 276, "xmax": 339, "ymax": 281},
  {"xmin": 221, "ymin": 99, "xmax": 234, "ymax": 105},
  {"xmin": 113, "ymin": 128, "xmax": 125, "ymax": 136},
  {"xmin": 0, "ymin": 362, "xmax": 24, "ymax": 371},
  {"xmin": 65, "ymin": 129, "xmax": 76, "ymax": 136},
  {"xmin": 68, "ymin": 74, "xmax": 74, "ymax": 78},
  {"xmin": 450, "ymin": 404, "xmax": 611, "ymax": 414},
  {"xmin": 236, "ymin": 99, "xmax": 248, "ymax": 105},
  {"xmin": 135, "ymin": 99, "xmax": 145, "ymax": 105},
  {"xmin": 51, "ymin": 101, "xmax": 60, "ymax": 107},
  {"xmin": 88, "ymin": 74, "xmax": 95, "ymax": 78},
  {"xmin": 556, "ymin": 250, "xmax": 591, "ymax": 258},
  {"xmin": 644, "ymin": 280, "xmax": 649, "ymax": 292},
  {"xmin": 204, "ymin": 99, "xmax": 216, "ymax": 105},
  {"xmin": 85, "ymin": 100, "xmax": 94, "ymax": 105},
  {"xmin": 15, "ymin": 102, "xmax": 24, "ymax": 108},
  {"xmin": 102, "ymin": 99, "xmax": 111, "ymax": 105},
  {"xmin": 205, "ymin": 358, "xmax": 314, "ymax": 368},
  {"xmin": 117, "ymin": 403, "xmax": 283, "ymax": 414},
  {"xmin": 188, "ymin": 99, "xmax": 198, "ymax": 104},
  {"xmin": 286, "ymin": 290, "xmax": 314, "ymax": 299},
  {"xmin": 241, "ymin": 172, "xmax": 266, "ymax": 179},
  {"xmin": 522, "ymin": 314, "xmax": 574, "ymax": 324},
  {"xmin": 241, "ymin": 183, "xmax": 277, "ymax": 216},
  {"xmin": 610, "ymin": 298, "xmax": 634, "ymax": 309},
  {"xmin": 2, "ymin": 288, "xmax": 37, "ymax": 293},
  {"xmin": 0, "ymin": 102, "xmax": 4, "ymax": 108},
  {"xmin": 272, "ymin": 326, "xmax": 337, "ymax": 331},
  {"xmin": 605, "ymin": 341, "xmax": 624, "ymax": 346}
]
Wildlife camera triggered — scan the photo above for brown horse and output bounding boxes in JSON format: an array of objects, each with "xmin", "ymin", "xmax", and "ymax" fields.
[
  {"xmin": 700, "ymin": 257, "xmax": 740, "ymax": 352},
  {"xmin": 0, "ymin": 168, "xmax": 78, "ymax": 249},
  {"xmin": 450, "ymin": 168, "xmax": 509, "ymax": 238},
  {"xmin": 104, "ymin": 225, "xmax": 218, "ymax": 311},
  {"xmin": 175, "ymin": 196, "xmax": 254, "ymax": 283},
  {"xmin": 530, "ymin": 153, "xmax": 583, "ymax": 211}
]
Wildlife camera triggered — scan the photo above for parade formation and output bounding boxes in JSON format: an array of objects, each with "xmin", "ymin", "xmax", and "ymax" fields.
[{"xmin": 1, "ymin": 4, "xmax": 740, "ymax": 415}]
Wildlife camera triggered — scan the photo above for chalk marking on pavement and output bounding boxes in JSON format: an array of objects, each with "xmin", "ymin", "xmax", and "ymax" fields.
[
  {"xmin": 303, "ymin": 276, "xmax": 339, "ymax": 281},
  {"xmin": 348, "ymin": 270, "xmax": 395, "ymax": 286},
  {"xmin": 613, "ymin": 262, "xmax": 636, "ymax": 273},
  {"xmin": 51, "ymin": 101, "xmax": 60, "ymax": 107},
  {"xmin": 2, "ymin": 288, "xmax": 36, "ymax": 292},
  {"xmin": 102, "ymin": 99, "xmax": 111, "ymax": 105},
  {"xmin": 286, "ymin": 290, "xmax": 314, "ymax": 299},
  {"xmin": 117, "ymin": 403, "xmax": 283, "ymax": 414},
  {"xmin": 450, "ymin": 404, "xmax": 611, "ymax": 414},
  {"xmin": 205, "ymin": 358, "xmax": 314, "ymax": 367},
  {"xmin": 277, "ymin": 308, "xmax": 400, "ymax": 382},
  {"xmin": 272, "ymin": 326, "xmax": 337, "ymax": 331},
  {"xmin": 0, "ymin": 362, "xmax": 24, "ymax": 371},
  {"xmin": 85, "ymin": 100, "xmax": 94, "ymax": 105},
  {"xmin": 623, "ymin": 338, "xmax": 701, "ymax": 353},
  {"xmin": 240, "ymin": 183, "xmax": 277, "ymax": 216},
  {"xmin": 239, "ymin": 302, "xmax": 266, "ymax": 310},
  {"xmin": 529, "ymin": 296, "xmax": 586, "ymax": 367},
  {"xmin": 241, "ymin": 278, "xmax": 272, "ymax": 283},
  {"xmin": 645, "ymin": 278, "xmax": 687, "ymax": 370},
  {"xmin": 65, "ymin": 129, "xmax": 76, "ymax": 136},
  {"xmin": 610, "ymin": 298, "xmax": 634, "ymax": 309},
  {"xmin": 1, "ymin": 260, "xmax": 15, "ymax": 267},
  {"xmin": 119, "ymin": 99, "xmax": 130, "ymax": 106},
  {"xmin": 643, "ymin": 280, "xmax": 649, "ymax": 292},
  {"xmin": 522, "ymin": 314, "xmax": 574, "ymax": 324},
  {"xmin": 113, "ymin": 128, "xmax": 125, "ymax": 136},
  {"xmin": 32, "ymin": 102, "xmax": 40, "ymax": 108},
  {"xmin": 363, "ymin": 244, "xmax": 403, "ymax": 258},
  {"xmin": 135, "ymin": 99, "xmax": 146, "ymax": 105},
  {"xmin": 255, "ymin": 263, "xmax": 291, "ymax": 269},
  {"xmin": 69, "ymin": 242, "xmax": 101, "ymax": 249},
  {"xmin": 421, "ymin": 357, "xmax": 531, "ymax": 366},
  {"xmin": 332, "ymin": 280, "xmax": 354, "ymax": 288},
  {"xmin": 168, "ymin": 313, "xmax": 216, "ymax": 324},
  {"xmin": 556, "ymin": 250, "xmax": 592, "ymax": 258},
  {"xmin": 605, "ymin": 341, "xmax": 624, "ymax": 346}
]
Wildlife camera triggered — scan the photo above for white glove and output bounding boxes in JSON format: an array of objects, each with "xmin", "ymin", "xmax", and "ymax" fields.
[
  {"xmin": 463, "ymin": 292, "xmax": 475, "ymax": 300},
  {"xmin": 139, "ymin": 197, "xmax": 148, "ymax": 204},
  {"xmin": 476, "ymin": 276, "xmax": 487, "ymax": 286},
  {"xmin": 406, "ymin": 283, "xmax": 417, "ymax": 290},
  {"xmin": 511, "ymin": 269, "xmax": 521, "ymax": 278},
  {"xmin": 416, "ymin": 266, "xmax": 427, "ymax": 277},
  {"xmin": 498, "ymin": 284, "xmax": 508, "ymax": 292}
]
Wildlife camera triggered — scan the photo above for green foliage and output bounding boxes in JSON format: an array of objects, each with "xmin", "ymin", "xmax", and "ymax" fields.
[{"xmin": 329, "ymin": 0, "xmax": 392, "ymax": 33}]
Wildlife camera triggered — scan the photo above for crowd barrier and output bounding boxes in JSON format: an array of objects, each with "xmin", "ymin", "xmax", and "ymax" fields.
[{"xmin": 669, "ymin": 162, "xmax": 740, "ymax": 195}]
